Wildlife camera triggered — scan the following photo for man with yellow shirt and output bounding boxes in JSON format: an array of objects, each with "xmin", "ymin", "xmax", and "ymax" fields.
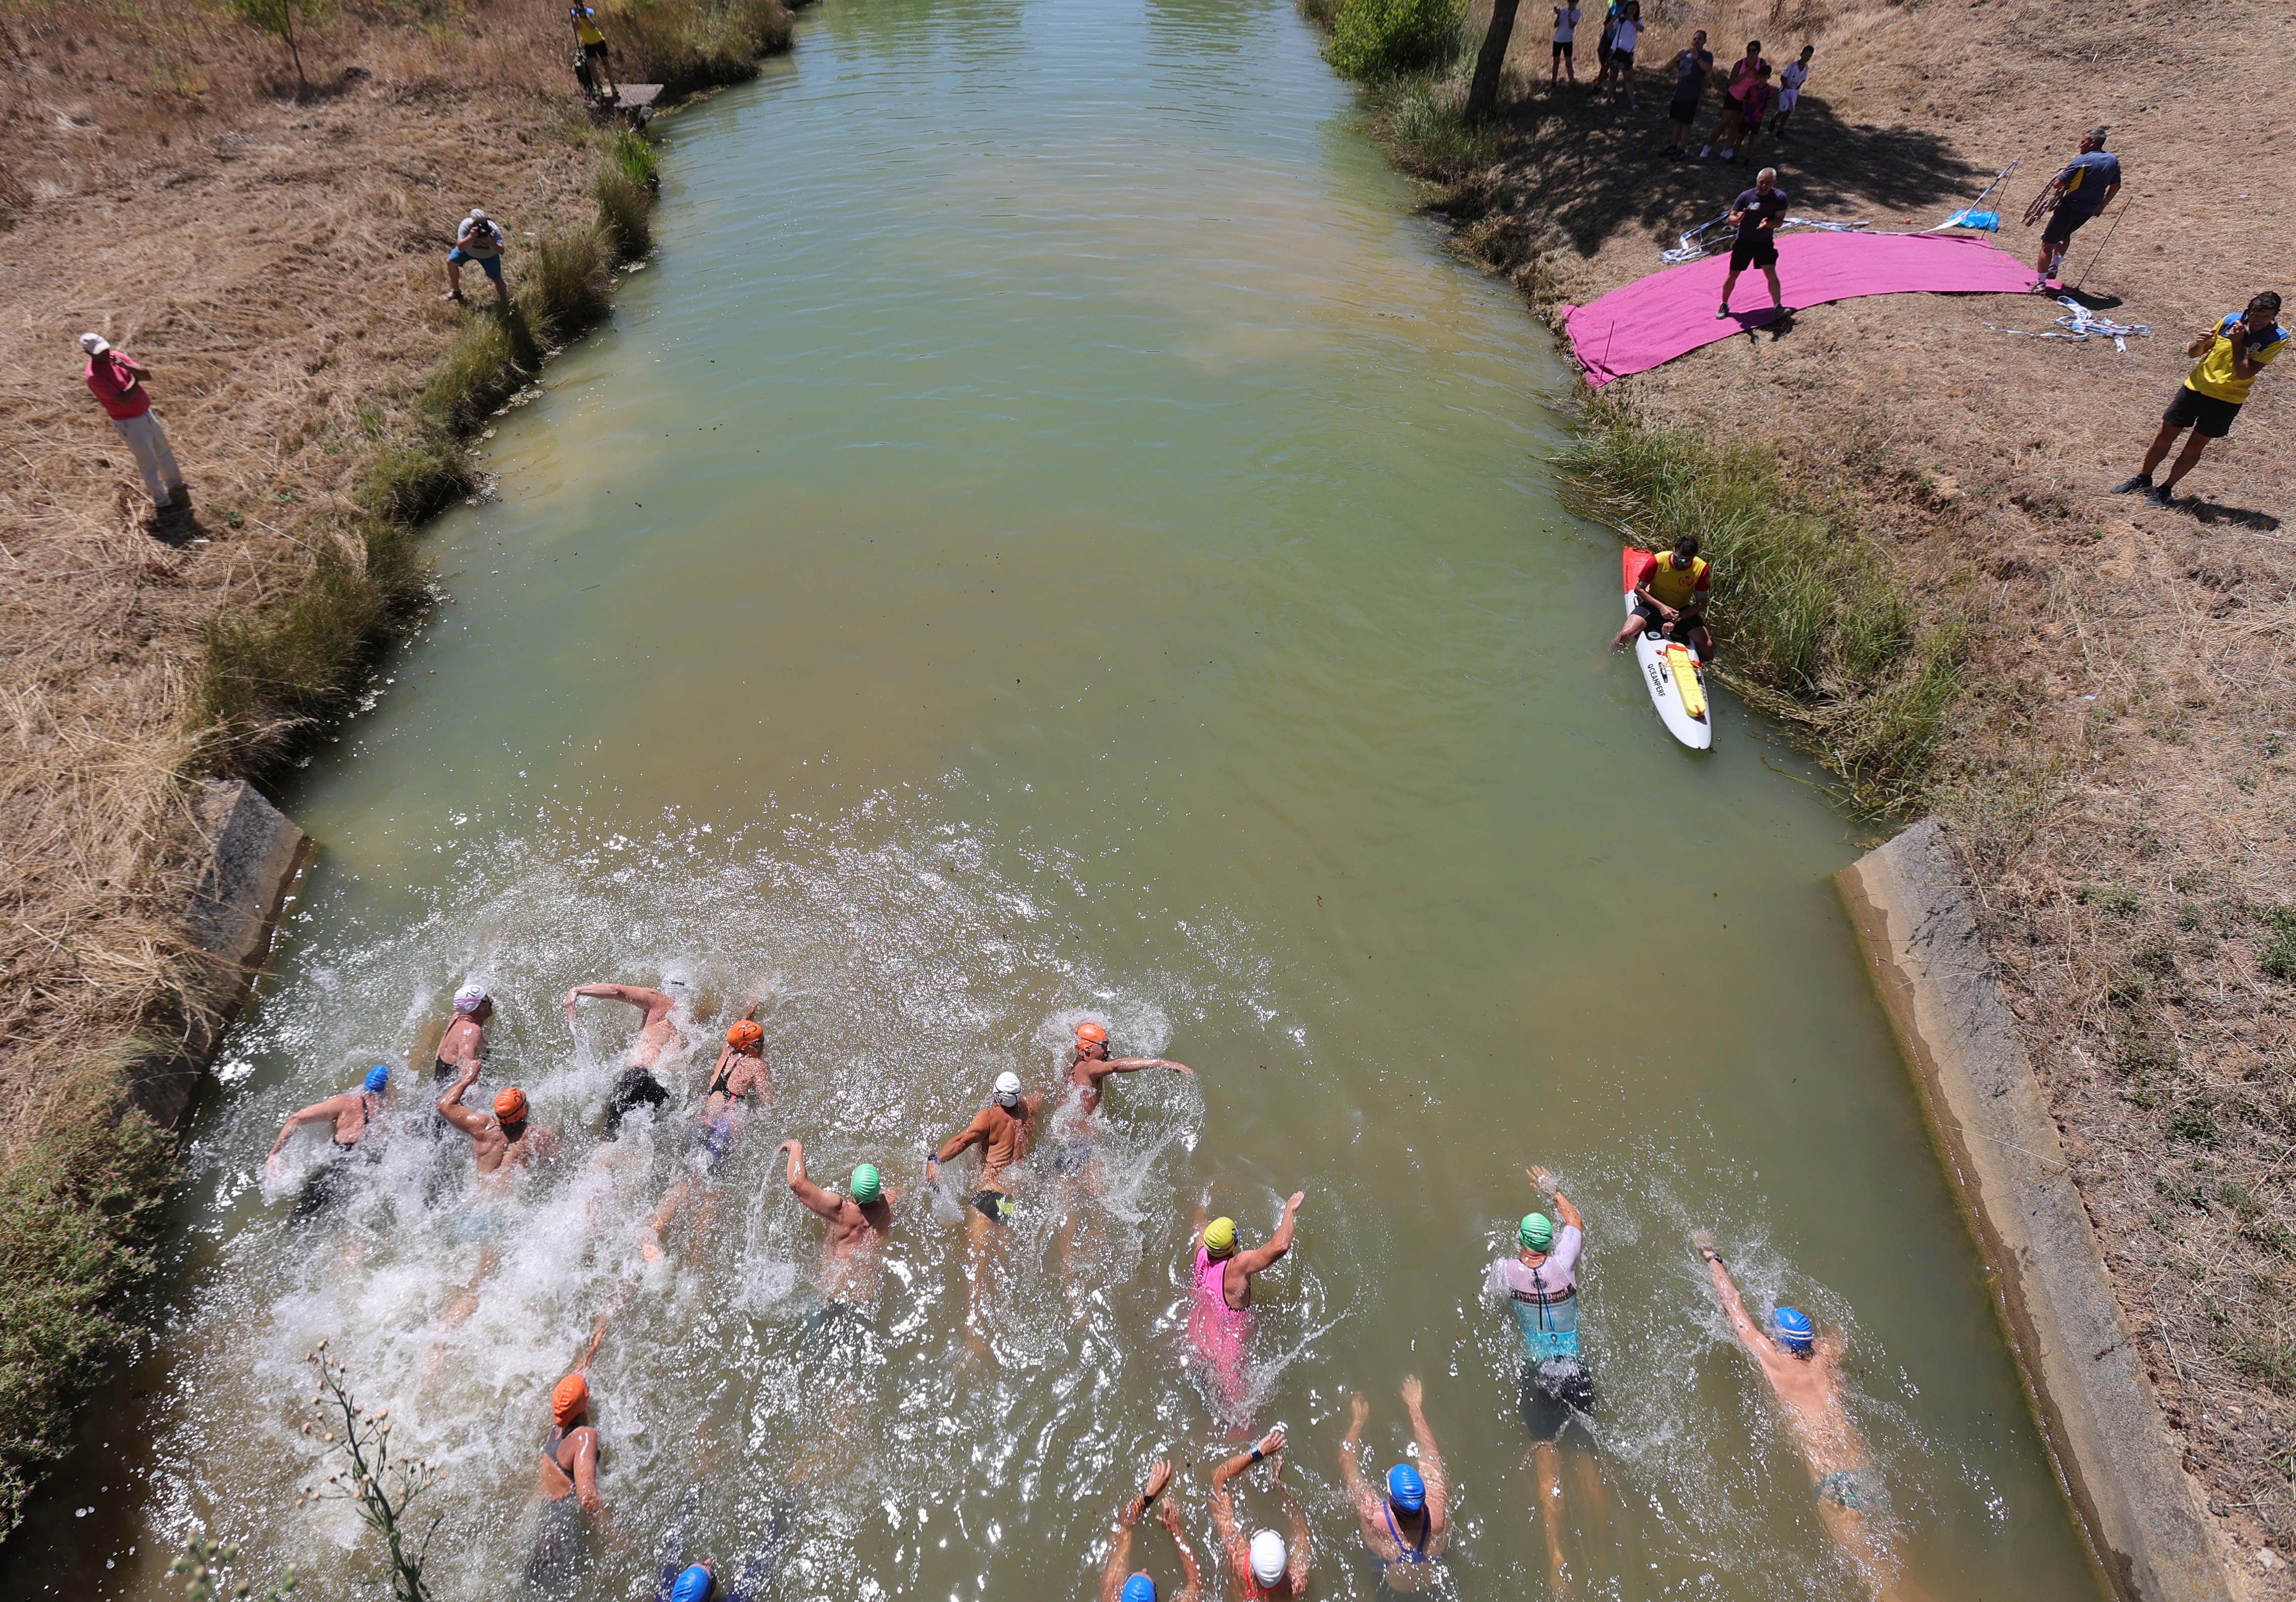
[
  {"xmin": 2115, "ymin": 292, "xmax": 2286, "ymax": 508},
  {"xmin": 569, "ymin": 5, "xmax": 619, "ymax": 101},
  {"xmin": 1611, "ymin": 533, "xmax": 1715, "ymax": 663}
]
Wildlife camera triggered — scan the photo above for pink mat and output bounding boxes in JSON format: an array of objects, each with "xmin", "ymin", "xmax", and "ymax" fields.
[{"xmin": 1561, "ymin": 232, "xmax": 2041, "ymax": 387}]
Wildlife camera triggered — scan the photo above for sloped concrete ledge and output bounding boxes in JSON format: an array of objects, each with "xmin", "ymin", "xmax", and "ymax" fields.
[
  {"xmin": 128, "ymin": 779, "xmax": 312, "ymax": 1129},
  {"xmin": 1837, "ymin": 819, "xmax": 2236, "ymax": 1602}
]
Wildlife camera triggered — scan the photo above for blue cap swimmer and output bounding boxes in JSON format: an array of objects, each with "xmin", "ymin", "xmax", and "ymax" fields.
[
  {"xmin": 669, "ymin": 1563, "xmax": 714, "ymax": 1602},
  {"xmin": 1121, "ymin": 1576, "xmax": 1158, "ymax": 1602},
  {"xmin": 1774, "ymin": 1305, "xmax": 1815, "ymax": 1354},
  {"xmin": 363, "ymin": 1065, "xmax": 391, "ymax": 1096},
  {"xmin": 1386, "ymin": 1462, "xmax": 1425, "ymax": 1512}
]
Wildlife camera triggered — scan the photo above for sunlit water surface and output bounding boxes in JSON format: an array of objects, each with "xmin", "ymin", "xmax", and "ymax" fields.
[{"xmin": 9, "ymin": 1, "xmax": 2101, "ymax": 1597}]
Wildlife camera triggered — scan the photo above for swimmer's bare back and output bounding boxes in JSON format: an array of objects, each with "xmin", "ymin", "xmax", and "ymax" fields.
[
  {"xmin": 1702, "ymin": 1246, "xmax": 1866, "ymax": 1477},
  {"xmin": 564, "ymin": 983, "xmax": 684, "ymax": 1070},
  {"xmin": 779, "ymin": 1139, "xmax": 895, "ymax": 1259},
  {"xmin": 1067, "ymin": 1041, "xmax": 1193, "ymax": 1117},
  {"xmin": 438, "ymin": 1061, "xmax": 553, "ymax": 1177}
]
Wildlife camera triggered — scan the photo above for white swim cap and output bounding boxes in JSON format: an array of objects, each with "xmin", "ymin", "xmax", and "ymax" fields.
[
  {"xmin": 1249, "ymin": 1530, "xmax": 1286, "ymax": 1585},
  {"xmin": 453, "ymin": 983, "xmax": 488, "ymax": 1011},
  {"xmin": 993, "ymin": 1071, "xmax": 1023, "ymax": 1097}
]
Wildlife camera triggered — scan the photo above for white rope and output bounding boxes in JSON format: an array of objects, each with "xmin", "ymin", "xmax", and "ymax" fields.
[
  {"xmin": 1660, "ymin": 215, "xmax": 1872, "ymax": 265},
  {"xmin": 1984, "ymin": 296, "xmax": 2150, "ymax": 351}
]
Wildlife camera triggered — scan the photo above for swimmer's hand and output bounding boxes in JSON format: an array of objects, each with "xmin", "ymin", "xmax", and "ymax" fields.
[
  {"xmin": 1256, "ymin": 1427, "xmax": 1286, "ymax": 1458},
  {"xmin": 1155, "ymin": 1496, "xmax": 1183, "ymax": 1534},
  {"xmin": 1346, "ymin": 1393, "xmax": 1369, "ymax": 1434},
  {"xmin": 1169, "ymin": 1060, "xmax": 1193, "ymax": 1076},
  {"xmin": 1689, "ymin": 1228, "xmax": 1719, "ymax": 1259},
  {"xmin": 1400, "ymin": 1373, "xmax": 1423, "ymax": 1411},
  {"xmin": 1141, "ymin": 1459, "xmax": 1173, "ymax": 1504},
  {"xmin": 1528, "ymin": 1165, "xmax": 1555, "ymax": 1193},
  {"xmin": 1284, "ymin": 1191, "xmax": 1305, "ymax": 1213},
  {"xmin": 563, "ymin": 988, "xmax": 581, "ymax": 1021}
]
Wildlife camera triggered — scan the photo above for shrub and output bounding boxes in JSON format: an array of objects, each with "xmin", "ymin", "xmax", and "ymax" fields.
[
  {"xmin": 594, "ymin": 166, "xmax": 654, "ymax": 259},
  {"xmin": 607, "ymin": 0, "xmax": 794, "ymax": 95},
  {"xmin": 415, "ymin": 317, "xmax": 525, "ymax": 434},
  {"xmin": 0, "ymin": 1078, "xmax": 176, "ymax": 1536},
  {"xmin": 522, "ymin": 225, "xmax": 613, "ymax": 343},
  {"xmin": 198, "ymin": 546, "xmax": 393, "ymax": 761},
  {"xmin": 2263, "ymin": 909, "xmax": 2296, "ymax": 983},
  {"xmin": 605, "ymin": 126, "xmax": 659, "ymax": 189},
  {"xmin": 363, "ymin": 432, "xmax": 474, "ymax": 525},
  {"xmin": 1373, "ymin": 68, "xmax": 1494, "ymax": 181},
  {"xmin": 1327, "ymin": 0, "xmax": 1464, "ymax": 82}
]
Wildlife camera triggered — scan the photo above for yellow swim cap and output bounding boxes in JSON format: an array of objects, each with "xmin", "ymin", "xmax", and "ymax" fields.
[{"xmin": 1203, "ymin": 1217, "xmax": 1238, "ymax": 1258}]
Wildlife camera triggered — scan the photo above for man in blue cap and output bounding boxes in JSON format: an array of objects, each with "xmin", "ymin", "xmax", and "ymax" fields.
[
  {"xmin": 1338, "ymin": 1375, "xmax": 1449, "ymax": 1581},
  {"xmin": 1696, "ymin": 1233, "xmax": 1906, "ymax": 1595},
  {"xmin": 1097, "ymin": 1461, "xmax": 1203, "ymax": 1602},
  {"xmin": 267, "ymin": 1065, "xmax": 391, "ymax": 1167}
]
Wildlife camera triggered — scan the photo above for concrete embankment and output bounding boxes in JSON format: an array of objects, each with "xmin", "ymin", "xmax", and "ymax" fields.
[{"xmin": 1839, "ymin": 820, "xmax": 2237, "ymax": 1602}]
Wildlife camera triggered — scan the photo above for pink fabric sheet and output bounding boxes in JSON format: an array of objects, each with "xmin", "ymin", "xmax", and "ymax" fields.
[{"xmin": 1561, "ymin": 232, "xmax": 2041, "ymax": 387}]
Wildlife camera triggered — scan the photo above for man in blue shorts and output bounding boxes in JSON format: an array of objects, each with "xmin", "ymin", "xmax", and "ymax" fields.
[
  {"xmin": 2034, "ymin": 127, "xmax": 2120, "ymax": 283},
  {"xmin": 445, "ymin": 207, "xmax": 508, "ymax": 305}
]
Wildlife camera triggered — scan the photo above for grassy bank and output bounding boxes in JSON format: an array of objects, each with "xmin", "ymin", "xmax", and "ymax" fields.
[{"xmin": 0, "ymin": 0, "xmax": 795, "ymax": 1541}]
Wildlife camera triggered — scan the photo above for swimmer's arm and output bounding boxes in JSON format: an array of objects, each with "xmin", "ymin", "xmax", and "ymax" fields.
[
  {"xmin": 570, "ymin": 1430, "xmax": 607, "ymax": 1525},
  {"xmin": 777, "ymin": 1140, "xmax": 844, "ymax": 1220},
  {"xmin": 1283, "ymin": 1487, "xmax": 1314, "ymax": 1589},
  {"xmin": 1098, "ymin": 1498, "xmax": 1141, "ymax": 1602},
  {"xmin": 1210, "ymin": 1429, "xmax": 1281, "ymax": 1495},
  {"xmin": 1162, "ymin": 1502, "xmax": 1205, "ymax": 1602},
  {"xmin": 1702, "ymin": 1248, "xmax": 1767, "ymax": 1352},
  {"xmin": 573, "ymin": 1311, "xmax": 609, "ymax": 1374},
  {"xmin": 269, "ymin": 1094, "xmax": 355, "ymax": 1155},
  {"xmin": 1234, "ymin": 1191, "xmax": 1305, "ymax": 1275},
  {"xmin": 932, "ymin": 1108, "xmax": 994, "ymax": 1164},
  {"xmin": 1335, "ymin": 1400, "xmax": 1381, "ymax": 1523},
  {"xmin": 1401, "ymin": 1374, "xmax": 1449, "ymax": 1519},
  {"xmin": 436, "ymin": 1062, "xmax": 489, "ymax": 1134},
  {"xmin": 1105, "ymin": 1056, "xmax": 1192, "ymax": 1076},
  {"xmin": 1550, "ymin": 1190, "xmax": 1585, "ymax": 1235}
]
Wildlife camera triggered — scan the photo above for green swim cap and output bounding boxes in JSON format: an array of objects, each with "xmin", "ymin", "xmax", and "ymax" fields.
[
  {"xmin": 850, "ymin": 1164, "xmax": 882, "ymax": 1206},
  {"xmin": 1520, "ymin": 1212, "xmax": 1554, "ymax": 1251}
]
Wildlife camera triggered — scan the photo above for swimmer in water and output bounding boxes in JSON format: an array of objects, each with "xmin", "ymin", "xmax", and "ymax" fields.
[
  {"xmin": 926, "ymin": 1069, "xmax": 1044, "ymax": 1346},
  {"xmin": 531, "ymin": 1316, "xmax": 612, "ymax": 1591},
  {"xmin": 777, "ymin": 1139, "xmax": 896, "ymax": 1310},
  {"xmin": 564, "ymin": 981, "xmax": 687, "ymax": 1072},
  {"xmin": 429, "ymin": 983, "xmax": 491, "ymax": 1135},
  {"xmin": 1099, "ymin": 1461, "xmax": 1204, "ymax": 1602},
  {"xmin": 1491, "ymin": 1167, "xmax": 1601, "ymax": 1599},
  {"xmin": 1065, "ymin": 1020, "xmax": 1193, "ymax": 1118},
  {"xmin": 1189, "ymin": 1191, "xmax": 1304, "ymax": 1427},
  {"xmin": 269, "ymin": 1065, "xmax": 391, "ymax": 1221},
  {"xmin": 1339, "ymin": 1377, "xmax": 1450, "ymax": 1589},
  {"xmin": 1207, "ymin": 1427, "xmax": 1311, "ymax": 1599},
  {"xmin": 434, "ymin": 1061, "xmax": 553, "ymax": 1333},
  {"xmin": 641, "ymin": 1015, "xmax": 768, "ymax": 1261},
  {"xmin": 1696, "ymin": 1233, "xmax": 1917, "ymax": 1601}
]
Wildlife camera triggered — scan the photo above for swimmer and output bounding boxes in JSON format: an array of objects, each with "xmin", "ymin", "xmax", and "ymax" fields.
[
  {"xmin": 437, "ymin": 1059, "xmax": 553, "ymax": 1180},
  {"xmin": 778, "ymin": 1139, "xmax": 896, "ymax": 1307},
  {"xmin": 564, "ymin": 982, "xmax": 687, "ymax": 1072},
  {"xmin": 1066, "ymin": 1020, "xmax": 1193, "ymax": 1118},
  {"xmin": 268, "ymin": 1065, "xmax": 390, "ymax": 1166},
  {"xmin": 531, "ymin": 1316, "xmax": 612, "ymax": 1591},
  {"xmin": 1099, "ymin": 1461, "xmax": 1204, "ymax": 1602},
  {"xmin": 640, "ymin": 1016, "xmax": 768, "ymax": 1261},
  {"xmin": 604, "ymin": 1064, "xmax": 671, "ymax": 1136},
  {"xmin": 1208, "ymin": 1428, "xmax": 1311, "ymax": 1600},
  {"xmin": 1491, "ymin": 1167, "xmax": 1601, "ymax": 1599},
  {"xmin": 429, "ymin": 983, "xmax": 491, "ymax": 1135},
  {"xmin": 1696, "ymin": 1233, "xmax": 1915, "ymax": 1601},
  {"xmin": 926, "ymin": 1069, "xmax": 1044, "ymax": 1345},
  {"xmin": 1189, "ymin": 1191, "xmax": 1303, "ymax": 1425},
  {"xmin": 1339, "ymin": 1377, "xmax": 1449, "ymax": 1589}
]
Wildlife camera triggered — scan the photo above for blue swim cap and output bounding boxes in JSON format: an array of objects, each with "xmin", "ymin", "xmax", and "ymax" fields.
[
  {"xmin": 1121, "ymin": 1576, "xmax": 1158, "ymax": 1602},
  {"xmin": 1775, "ymin": 1306, "xmax": 1815, "ymax": 1352},
  {"xmin": 1386, "ymin": 1463, "xmax": 1425, "ymax": 1512},
  {"xmin": 363, "ymin": 1065, "xmax": 391, "ymax": 1095},
  {"xmin": 669, "ymin": 1564, "xmax": 713, "ymax": 1602}
]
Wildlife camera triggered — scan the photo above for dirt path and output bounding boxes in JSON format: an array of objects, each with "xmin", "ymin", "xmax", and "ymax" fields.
[{"xmin": 1430, "ymin": 0, "xmax": 2293, "ymax": 1583}]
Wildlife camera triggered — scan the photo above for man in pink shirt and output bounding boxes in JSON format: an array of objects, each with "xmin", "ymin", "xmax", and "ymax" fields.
[{"xmin": 80, "ymin": 333, "xmax": 186, "ymax": 513}]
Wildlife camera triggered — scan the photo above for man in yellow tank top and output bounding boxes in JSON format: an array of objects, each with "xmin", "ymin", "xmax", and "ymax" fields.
[
  {"xmin": 2114, "ymin": 290, "xmax": 2284, "ymax": 508},
  {"xmin": 569, "ymin": 5, "xmax": 619, "ymax": 100},
  {"xmin": 1611, "ymin": 533, "xmax": 1715, "ymax": 663}
]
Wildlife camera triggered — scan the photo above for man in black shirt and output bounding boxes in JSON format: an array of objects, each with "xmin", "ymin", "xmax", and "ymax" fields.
[
  {"xmin": 1717, "ymin": 168, "xmax": 1787, "ymax": 320},
  {"xmin": 1666, "ymin": 31, "xmax": 1712, "ymax": 158}
]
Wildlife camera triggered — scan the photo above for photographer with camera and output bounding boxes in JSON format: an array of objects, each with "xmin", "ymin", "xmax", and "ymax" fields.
[{"xmin": 443, "ymin": 207, "xmax": 509, "ymax": 306}]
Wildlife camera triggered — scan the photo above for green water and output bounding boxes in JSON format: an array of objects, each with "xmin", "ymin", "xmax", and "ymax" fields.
[{"xmin": 5, "ymin": 1, "xmax": 2103, "ymax": 1598}]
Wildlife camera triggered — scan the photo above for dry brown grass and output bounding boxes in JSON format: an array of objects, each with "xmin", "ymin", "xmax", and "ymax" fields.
[{"xmin": 1387, "ymin": 0, "xmax": 2295, "ymax": 1580}]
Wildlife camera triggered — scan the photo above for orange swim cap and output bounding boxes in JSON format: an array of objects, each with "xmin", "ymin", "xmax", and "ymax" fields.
[
  {"xmin": 727, "ymin": 1020, "xmax": 764, "ymax": 1050},
  {"xmin": 1075, "ymin": 1022, "xmax": 1109, "ymax": 1045},
  {"xmin": 493, "ymin": 1086, "xmax": 529, "ymax": 1123},
  {"xmin": 551, "ymin": 1373, "xmax": 589, "ymax": 1425}
]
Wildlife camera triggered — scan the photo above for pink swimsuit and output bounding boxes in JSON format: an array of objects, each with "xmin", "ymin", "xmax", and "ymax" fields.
[{"xmin": 1190, "ymin": 1246, "xmax": 1253, "ymax": 1414}]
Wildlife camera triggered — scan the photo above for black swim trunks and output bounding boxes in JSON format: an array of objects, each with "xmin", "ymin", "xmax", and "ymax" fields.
[
  {"xmin": 1520, "ymin": 1357, "xmax": 1596, "ymax": 1443},
  {"xmin": 972, "ymin": 1189, "xmax": 1016, "ymax": 1224},
  {"xmin": 1727, "ymin": 232, "xmax": 1778, "ymax": 272},
  {"xmin": 2164, "ymin": 383, "xmax": 2241, "ymax": 440},
  {"xmin": 1631, "ymin": 598, "xmax": 1706, "ymax": 638}
]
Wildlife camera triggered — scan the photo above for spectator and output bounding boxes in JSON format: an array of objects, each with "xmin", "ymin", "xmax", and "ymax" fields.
[
  {"xmin": 1716, "ymin": 167, "xmax": 1788, "ymax": 322},
  {"xmin": 1594, "ymin": 1, "xmax": 1623, "ymax": 90},
  {"xmin": 444, "ymin": 207, "xmax": 509, "ymax": 306},
  {"xmin": 1607, "ymin": 2, "xmax": 1642, "ymax": 106},
  {"xmin": 2113, "ymin": 292, "xmax": 2285, "ymax": 508},
  {"xmin": 1550, "ymin": 3, "xmax": 1581, "ymax": 86},
  {"xmin": 2034, "ymin": 127, "xmax": 2121, "ymax": 284},
  {"xmin": 80, "ymin": 333, "xmax": 186, "ymax": 516},
  {"xmin": 568, "ymin": 5, "xmax": 618, "ymax": 100},
  {"xmin": 1733, "ymin": 61, "xmax": 1777, "ymax": 165},
  {"xmin": 1700, "ymin": 39, "xmax": 1765, "ymax": 160},
  {"xmin": 1665, "ymin": 30, "xmax": 1712, "ymax": 158},
  {"xmin": 1772, "ymin": 45, "xmax": 1814, "ymax": 139}
]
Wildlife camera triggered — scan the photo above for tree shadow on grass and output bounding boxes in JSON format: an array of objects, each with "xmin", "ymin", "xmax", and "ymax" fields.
[{"xmin": 1481, "ymin": 76, "xmax": 1989, "ymax": 258}]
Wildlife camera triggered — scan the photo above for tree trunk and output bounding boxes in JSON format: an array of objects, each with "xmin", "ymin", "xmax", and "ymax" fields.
[
  {"xmin": 1465, "ymin": 0, "xmax": 1523, "ymax": 124},
  {"xmin": 285, "ymin": 7, "xmax": 308, "ymax": 99}
]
